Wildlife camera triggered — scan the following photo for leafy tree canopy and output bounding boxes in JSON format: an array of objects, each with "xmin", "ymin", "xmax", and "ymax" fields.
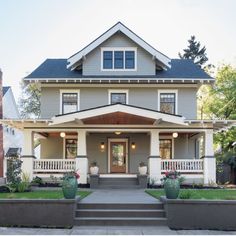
[{"xmin": 18, "ymin": 81, "xmax": 41, "ymax": 118}]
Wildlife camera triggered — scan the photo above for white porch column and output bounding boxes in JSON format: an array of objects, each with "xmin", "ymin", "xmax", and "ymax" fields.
[
  {"xmin": 203, "ymin": 129, "xmax": 216, "ymax": 185},
  {"xmin": 76, "ymin": 130, "xmax": 88, "ymax": 184},
  {"xmin": 21, "ymin": 130, "xmax": 35, "ymax": 181},
  {"xmin": 149, "ymin": 130, "xmax": 161, "ymax": 184}
]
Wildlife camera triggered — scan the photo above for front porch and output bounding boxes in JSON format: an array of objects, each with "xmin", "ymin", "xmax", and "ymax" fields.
[
  {"xmin": 2, "ymin": 103, "xmax": 231, "ymax": 186},
  {"xmin": 20, "ymin": 129, "xmax": 212, "ymax": 186}
]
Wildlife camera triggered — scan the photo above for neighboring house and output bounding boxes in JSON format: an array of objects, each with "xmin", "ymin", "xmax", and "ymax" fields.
[
  {"xmin": 2, "ymin": 86, "xmax": 23, "ymax": 159},
  {"xmin": 2, "ymin": 22, "xmax": 235, "ymax": 185}
]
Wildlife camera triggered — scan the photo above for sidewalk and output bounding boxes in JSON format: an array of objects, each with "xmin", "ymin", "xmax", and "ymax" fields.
[{"xmin": 1, "ymin": 226, "xmax": 236, "ymax": 235}]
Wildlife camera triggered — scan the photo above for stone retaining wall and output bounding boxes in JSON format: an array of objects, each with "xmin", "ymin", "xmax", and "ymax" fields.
[
  {"xmin": 0, "ymin": 198, "xmax": 76, "ymax": 227},
  {"xmin": 160, "ymin": 196, "xmax": 236, "ymax": 230}
]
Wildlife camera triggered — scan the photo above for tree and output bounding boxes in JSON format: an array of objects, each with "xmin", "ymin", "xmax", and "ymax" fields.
[
  {"xmin": 202, "ymin": 65, "xmax": 236, "ymax": 154},
  {"xmin": 18, "ymin": 81, "xmax": 41, "ymax": 118},
  {"xmin": 179, "ymin": 35, "xmax": 208, "ymax": 68}
]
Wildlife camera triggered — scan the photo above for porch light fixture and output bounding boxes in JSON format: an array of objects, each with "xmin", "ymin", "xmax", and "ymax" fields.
[
  {"xmin": 60, "ymin": 132, "xmax": 66, "ymax": 138},
  {"xmin": 172, "ymin": 132, "xmax": 178, "ymax": 138},
  {"xmin": 100, "ymin": 142, "xmax": 105, "ymax": 150},
  {"xmin": 131, "ymin": 142, "xmax": 136, "ymax": 149},
  {"xmin": 115, "ymin": 131, "xmax": 121, "ymax": 135}
]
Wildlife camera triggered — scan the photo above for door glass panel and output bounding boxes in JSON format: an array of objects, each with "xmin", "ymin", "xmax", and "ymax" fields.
[
  {"xmin": 112, "ymin": 144, "xmax": 125, "ymax": 166},
  {"xmin": 65, "ymin": 139, "xmax": 77, "ymax": 159}
]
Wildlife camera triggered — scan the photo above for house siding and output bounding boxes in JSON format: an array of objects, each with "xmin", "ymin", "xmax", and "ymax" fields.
[
  {"xmin": 83, "ymin": 32, "xmax": 156, "ymax": 76},
  {"xmin": 40, "ymin": 87, "xmax": 197, "ymax": 119},
  {"xmin": 40, "ymin": 136, "xmax": 63, "ymax": 159}
]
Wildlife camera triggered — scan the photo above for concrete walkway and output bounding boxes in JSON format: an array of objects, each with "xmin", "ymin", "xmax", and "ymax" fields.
[
  {"xmin": 80, "ymin": 189, "xmax": 159, "ymax": 203},
  {"xmin": 1, "ymin": 226, "xmax": 236, "ymax": 235}
]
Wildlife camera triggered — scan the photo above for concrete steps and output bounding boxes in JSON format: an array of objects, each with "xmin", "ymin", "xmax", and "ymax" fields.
[
  {"xmin": 97, "ymin": 177, "xmax": 140, "ymax": 189},
  {"xmin": 74, "ymin": 203, "xmax": 167, "ymax": 226}
]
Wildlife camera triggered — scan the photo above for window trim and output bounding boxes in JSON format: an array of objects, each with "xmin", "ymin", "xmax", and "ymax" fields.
[
  {"xmin": 101, "ymin": 47, "xmax": 137, "ymax": 71},
  {"xmin": 60, "ymin": 89, "xmax": 80, "ymax": 114},
  {"xmin": 159, "ymin": 136, "xmax": 175, "ymax": 159},
  {"xmin": 108, "ymin": 89, "xmax": 129, "ymax": 105},
  {"xmin": 157, "ymin": 89, "xmax": 178, "ymax": 115}
]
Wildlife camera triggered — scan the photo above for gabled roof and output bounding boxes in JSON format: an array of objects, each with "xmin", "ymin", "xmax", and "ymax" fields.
[
  {"xmin": 3, "ymin": 86, "xmax": 10, "ymax": 96},
  {"xmin": 51, "ymin": 103, "xmax": 186, "ymax": 126},
  {"xmin": 25, "ymin": 59, "xmax": 212, "ymax": 80},
  {"xmin": 67, "ymin": 22, "xmax": 171, "ymax": 69}
]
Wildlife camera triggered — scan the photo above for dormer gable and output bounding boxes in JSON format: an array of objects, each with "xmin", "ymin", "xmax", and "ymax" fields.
[{"xmin": 67, "ymin": 22, "xmax": 171, "ymax": 73}]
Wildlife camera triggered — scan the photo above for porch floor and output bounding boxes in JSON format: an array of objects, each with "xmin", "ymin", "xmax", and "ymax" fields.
[{"xmin": 80, "ymin": 189, "xmax": 159, "ymax": 203}]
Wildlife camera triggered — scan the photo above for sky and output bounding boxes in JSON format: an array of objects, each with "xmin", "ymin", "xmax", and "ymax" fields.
[{"xmin": 0, "ymin": 0, "xmax": 236, "ymax": 101}]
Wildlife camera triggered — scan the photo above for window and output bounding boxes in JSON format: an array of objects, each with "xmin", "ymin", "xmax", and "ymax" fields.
[
  {"xmin": 103, "ymin": 51, "xmax": 113, "ymax": 69},
  {"xmin": 62, "ymin": 93, "xmax": 78, "ymax": 114},
  {"xmin": 158, "ymin": 90, "xmax": 178, "ymax": 115},
  {"xmin": 111, "ymin": 93, "xmax": 126, "ymax": 104},
  {"xmin": 125, "ymin": 51, "xmax": 135, "ymax": 69},
  {"xmin": 108, "ymin": 90, "xmax": 129, "ymax": 104},
  {"xmin": 102, "ymin": 48, "xmax": 136, "ymax": 70},
  {"xmin": 65, "ymin": 139, "xmax": 77, "ymax": 159},
  {"xmin": 60, "ymin": 90, "xmax": 80, "ymax": 114},
  {"xmin": 114, "ymin": 51, "xmax": 124, "ymax": 69},
  {"xmin": 160, "ymin": 139, "xmax": 172, "ymax": 159}
]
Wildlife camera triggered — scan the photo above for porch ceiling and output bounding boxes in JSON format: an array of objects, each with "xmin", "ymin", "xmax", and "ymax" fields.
[{"xmin": 82, "ymin": 112, "xmax": 155, "ymax": 125}]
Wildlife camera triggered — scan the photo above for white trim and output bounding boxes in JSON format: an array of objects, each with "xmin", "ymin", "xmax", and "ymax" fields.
[
  {"xmin": 108, "ymin": 138, "xmax": 129, "ymax": 174},
  {"xmin": 101, "ymin": 47, "xmax": 137, "ymax": 71},
  {"xmin": 59, "ymin": 89, "xmax": 80, "ymax": 114},
  {"xmin": 157, "ymin": 89, "xmax": 178, "ymax": 115},
  {"xmin": 159, "ymin": 135, "xmax": 174, "ymax": 159},
  {"xmin": 51, "ymin": 104, "xmax": 186, "ymax": 126},
  {"xmin": 67, "ymin": 22, "xmax": 170, "ymax": 69},
  {"xmin": 108, "ymin": 89, "xmax": 129, "ymax": 104}
]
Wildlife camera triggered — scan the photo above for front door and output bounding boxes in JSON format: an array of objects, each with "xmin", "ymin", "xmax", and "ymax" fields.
[{"xmin": 110, "ymin": 141, "xmax": 127, "ymax": 173}]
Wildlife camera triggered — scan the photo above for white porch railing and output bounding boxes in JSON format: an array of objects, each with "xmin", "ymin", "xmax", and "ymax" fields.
[
  {"xmin": 33, "ymin": 159, "xmax": 76, "ymax": 173},
  {"xmin": 161, "ymin": 159, "xmax": 203, "ymax": 173}
]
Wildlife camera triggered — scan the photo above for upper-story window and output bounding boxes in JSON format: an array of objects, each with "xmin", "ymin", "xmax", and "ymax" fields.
[
  {"xmin": 60, "ymin": 90, "xmax": 80, "ymax": 114},
  {"xmin": 158, "ymin": 90, "xmax": 178, "ymax": 115},
  {"xmin": 108, "ymin": 90, "xmax": 129, "ymax": 104},
  {"xmin": 102, "ymin": 48, "xmax": 136, "ymax": 71}
]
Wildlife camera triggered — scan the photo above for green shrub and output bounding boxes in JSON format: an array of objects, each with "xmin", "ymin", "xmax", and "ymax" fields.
[{"xmin": 31, "ymin": 176, "xmax": 43, "ymax": 185}]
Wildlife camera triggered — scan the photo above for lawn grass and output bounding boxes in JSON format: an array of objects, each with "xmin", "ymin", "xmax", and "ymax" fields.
[
  {"xmin": 146, "ymin": 189, "xmax": 236, "ymax": 200},
  {"xmin": 0, "ymin": 190, "xmax": 91, "ymax": 199}
]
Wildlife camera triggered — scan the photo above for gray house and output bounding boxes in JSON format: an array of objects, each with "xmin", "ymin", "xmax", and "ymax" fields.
[{"xmin": 2, "ymin": 22, "xmax": 234, "ymax": 186}]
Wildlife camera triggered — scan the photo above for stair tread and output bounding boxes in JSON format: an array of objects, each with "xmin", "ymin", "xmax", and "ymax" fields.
[
  {"xmin": 75, "ymin": 217, "xmax": 167, "ymax": 220},
  {"xmin": 76, "ymin": 209, "xmax": 164, "ymax": 212}
]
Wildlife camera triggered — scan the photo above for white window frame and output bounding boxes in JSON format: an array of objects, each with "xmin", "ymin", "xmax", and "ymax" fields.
[
  {"xmin": 157, "ymin": 89, "xmax": 178, "ymax": 115},
  {"xmin": 159, "ymin": 136, "xmax": 175, "ymax": 159},
  {"xmin": 60, "ymin": 89, "xmax": 80, "ymax": 114},
  {"xmin": 101, "ymin": 47, "xmax": 137, "ymax": 71},
  {"xmin": 108, "ymin": 89, "xmax": 129, "ymax": 105}
]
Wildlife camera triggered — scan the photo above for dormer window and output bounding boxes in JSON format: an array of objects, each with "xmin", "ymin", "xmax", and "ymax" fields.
[{"xmin": 101, "ymin": 48, "xmax": 136, "ymax": 71}]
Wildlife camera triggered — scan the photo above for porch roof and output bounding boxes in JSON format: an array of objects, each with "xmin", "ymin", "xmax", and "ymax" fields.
[{"xmin": 51, "ymin": 104, "xmax": 186, "ymax": 126}]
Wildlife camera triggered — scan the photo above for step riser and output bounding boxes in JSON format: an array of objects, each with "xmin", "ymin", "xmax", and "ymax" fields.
[
  {"xmin": 77, "ymin": 204, "xmax": 164, "ymax": 210},
  {"xmin": 96, "ymin": 186, "xmax": 141, "ymax": 189},
  {"xmin": 99, "ymin": 182, "xmax": 138, "ymax": 185},
  {"xmin": 76, "ymin": 211, "xmax": 165, "ymax": 218},
  {"xmin": 74, "ymin": 219, "xmax": 167, "ymax": 226}
]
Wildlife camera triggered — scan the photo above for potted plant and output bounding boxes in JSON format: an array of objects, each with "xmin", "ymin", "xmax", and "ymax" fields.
[
  {"xmin": 162, "ymin": 170, "xmax": 184, "ymax": 199},
  {"xmin": 138, "ymin": 162, "xmax": 147, "ymax": 175},
  {"xmin": 90, "ymin": 161, "xmax": 99, "ymax": 175},
  {"xmin": 62, "ymin": 170, "xmax": 80, "ymax": 199}
]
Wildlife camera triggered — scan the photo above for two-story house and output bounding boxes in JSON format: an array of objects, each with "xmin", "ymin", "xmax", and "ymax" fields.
[{"xmin": 2, "ymin": 22, "xmax": 235, "ymax": 187}]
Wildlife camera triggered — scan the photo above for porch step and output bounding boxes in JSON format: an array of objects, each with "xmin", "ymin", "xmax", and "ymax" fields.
[
  {"xmin": 74, "ymin": 202, "xmax": 167, "ymax": 226},
  {"xmin": 77, "ymin": 203, "xmax": 164, "ymax": 210},
  {"xmin": 97, "ymin": 177, "xmax": 142, "ymax": 189}
]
